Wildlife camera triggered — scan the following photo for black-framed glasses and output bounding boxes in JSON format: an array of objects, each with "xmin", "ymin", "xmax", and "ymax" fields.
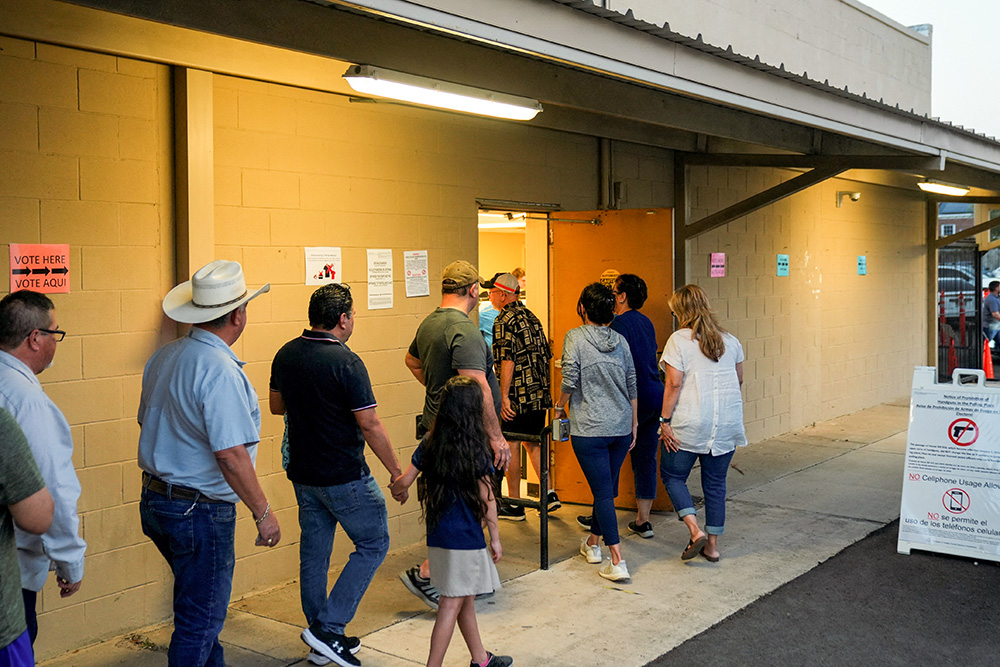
[{"xmin": 37, "ymin": 328, "xmax": 66, "ymax": 342}]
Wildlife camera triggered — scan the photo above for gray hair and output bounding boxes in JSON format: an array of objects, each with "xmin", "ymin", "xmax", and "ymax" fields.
[{"xmin": 0, "ymin": 291, "xmax": 54, "ymax": 350}]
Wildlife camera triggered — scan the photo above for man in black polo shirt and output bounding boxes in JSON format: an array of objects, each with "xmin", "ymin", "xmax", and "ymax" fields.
[{"xmin": 270, "ymin": 284, "xmax": 406, "ymax": 667}]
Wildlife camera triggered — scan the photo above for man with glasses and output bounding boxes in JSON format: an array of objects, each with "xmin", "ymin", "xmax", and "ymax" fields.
[
  {"xmin": 270, "ymin": 283, "xmax": 407, "ymax": 667},
  {"xmin": 484, "ymin": 273, "xmax": 557, "ymax": 521},
  {"xmin": 0, "ymin": 290, "xmax": 86, "ymax": 648}
]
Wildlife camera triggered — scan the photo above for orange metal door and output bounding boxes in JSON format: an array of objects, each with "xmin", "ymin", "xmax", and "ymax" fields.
[{"xmin": 548, "ymin": 208, "xmax": 673, "ymax": 511}]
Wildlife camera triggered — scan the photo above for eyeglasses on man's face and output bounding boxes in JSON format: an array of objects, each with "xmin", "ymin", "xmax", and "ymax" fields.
[{"xmin": 37, "ymin": 328, "xmax": 66, "ymax": 342}]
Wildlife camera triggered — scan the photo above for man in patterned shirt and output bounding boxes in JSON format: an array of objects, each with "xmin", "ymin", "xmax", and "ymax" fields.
[{"xmin": 486, "ymin": 273, "xmax": 559, "ymax": 520}]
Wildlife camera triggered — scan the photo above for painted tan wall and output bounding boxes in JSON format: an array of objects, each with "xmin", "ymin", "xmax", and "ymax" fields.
[
  {"xmin": 685, "ymin": 165, "xmax": 926, "ymax": 441},
  {"xmin": 0, "ymin": 34, "xmax": 176, "ymax": 659},
  {"xmin": 615, "ymin": 0, "xmax": 932, "ymax": 115},
  {"xmin": 479, "ymin": 231, "xmax": 526, "ymax": 279}
]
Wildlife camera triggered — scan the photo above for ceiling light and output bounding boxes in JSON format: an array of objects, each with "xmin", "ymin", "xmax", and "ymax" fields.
[
  {"xmin": 478, "ymin": 220, "xmax": 527, "ymax": 230},
  {"xmin": 918, "ymin": 180, "xmax": 970, "ymax": 196},
  {"xmin": 343, "ymin": 65, "xmax": 542, "ymax": 121}
]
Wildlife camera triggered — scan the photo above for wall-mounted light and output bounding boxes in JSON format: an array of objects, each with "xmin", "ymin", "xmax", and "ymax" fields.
[
  {"xmin": 917, "ymin": 180, "xmax": 970, "ymax": 196},
  {"xmin": 343, "ymin": 65, "xmax": 542, "ymax": 121},
  {"xmin": 836, "ymin": 191, "xmax": 861, "ymax": 207}
]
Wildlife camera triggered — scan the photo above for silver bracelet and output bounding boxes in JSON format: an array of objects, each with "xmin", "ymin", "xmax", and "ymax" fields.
[{"xmin": 254, "ymin": 502, "xmax": 270, "ymax": 525}]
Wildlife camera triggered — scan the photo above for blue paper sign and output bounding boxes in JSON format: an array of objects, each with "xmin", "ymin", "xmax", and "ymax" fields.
[
  {"xmin": 776, "ymin": 254, "xmax": 789, "ymax": 277},
  {"xmin": 857, "ymin": 255, "xmax": 867, "ymax": 275}
]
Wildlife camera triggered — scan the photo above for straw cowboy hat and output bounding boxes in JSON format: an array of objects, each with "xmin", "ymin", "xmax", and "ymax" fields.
[{"xmin": 162, "ymin": 260, "xmax": 270, "ymax": 324}]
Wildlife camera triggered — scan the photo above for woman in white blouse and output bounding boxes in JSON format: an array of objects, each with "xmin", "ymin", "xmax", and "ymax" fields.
[{"xmin": 658, "ymin": 284, "xmax": 746, "ymax": 562}]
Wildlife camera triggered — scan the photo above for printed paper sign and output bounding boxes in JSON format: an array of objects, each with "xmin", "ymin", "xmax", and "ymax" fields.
[
  {"xmin": 404, "ymin": 250, "xmax": 430, "ymax": 298},
  {"xmin": 710, "ymin": 253, "xmax": 726, "ymax": 278},
  {"xmin": 305, "ymin": 247, "xmax": 342, "ymax": 286},
  {"xmin": 10, "ymin": 244, "xmax": 70, "ymax": 293},
  {"xmin": 776, "ymin": 254, "xmax": 790, "ymax": 277},
  {"xmin": 898, "ymin": 367, "xmax": 1000, "ymax": 562},
  {"xmin": 367, "ymin": 249, "xmax": 393, "ymax": 310},
  {"xmin": 857, "ymin": 255, "xmax": 867, "ymax": 275}
]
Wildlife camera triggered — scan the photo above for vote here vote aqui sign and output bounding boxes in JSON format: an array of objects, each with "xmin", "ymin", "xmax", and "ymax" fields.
[
  {"xmin": 898, "ymin": 367, "xmax": 1000, "ymax": 563},
  {"xmin": 10, "ymin": 244, "xmax": 70, "ymax": 294}
]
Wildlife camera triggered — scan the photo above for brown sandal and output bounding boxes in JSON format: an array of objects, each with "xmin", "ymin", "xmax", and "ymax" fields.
[{"xmin": 681, "ymin": 534, "xmax": 707, "ymax": 560}]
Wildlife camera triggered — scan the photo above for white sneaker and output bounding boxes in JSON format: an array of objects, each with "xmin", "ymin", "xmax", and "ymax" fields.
[
  {"xmin": 599, "ymin": 558, "xmax": 630, "ymax": 582},
  {"xmin": 580, "ymin": 537, "xmax": 602, "ymax": 564}
]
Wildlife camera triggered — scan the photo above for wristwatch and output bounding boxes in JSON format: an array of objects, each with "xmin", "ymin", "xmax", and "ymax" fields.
[{"xmin": 659, "ymin": 416, "xmax": 672, "ymax": 424}]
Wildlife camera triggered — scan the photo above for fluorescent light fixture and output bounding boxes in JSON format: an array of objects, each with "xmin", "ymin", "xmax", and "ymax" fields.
[
  {"xmin": 478, "ymin": 220, "xmax": 527, "ymax": 230},
  {"xmin": 343, "ymin": 65, "xmax": 542, "ymax": 121},
  {"xmin": 918, "ymin": 180, "xmax": 970, "ymax": 196}
]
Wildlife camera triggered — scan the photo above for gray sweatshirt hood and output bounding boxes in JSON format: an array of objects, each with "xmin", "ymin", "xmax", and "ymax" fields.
[{"xmin": 581, "ymin": 324, "xmax": 621, "ymax": 353}]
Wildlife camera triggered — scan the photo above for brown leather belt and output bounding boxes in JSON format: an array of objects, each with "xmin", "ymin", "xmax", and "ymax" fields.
[{"xmin": 141, "ymin": 472, "xmax": 226, "ymax": 503}]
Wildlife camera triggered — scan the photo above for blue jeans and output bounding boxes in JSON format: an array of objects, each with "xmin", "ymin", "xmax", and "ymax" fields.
[
  {"xmin": 630, "ymin": 413, "xmax": 660, "ymax": 500},
  {"xmin": 660, "ymin": 446, "xmax": 735, "ymax": 535},
  {"xmin": 140, "ymin": 487, "xmax": 236, "ymax": 667},
  {"xmin": 294, "ymin": 474, "xmax": 389, "ymax": 634},
  {"xmin": 572, "ymin": 434, "xmax": 632, "ymax": 546}
]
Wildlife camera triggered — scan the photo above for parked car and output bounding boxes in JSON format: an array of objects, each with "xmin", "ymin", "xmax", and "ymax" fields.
[{"xmin": 938, "ymin": 265, "xmax": 979, "ymax": 320}]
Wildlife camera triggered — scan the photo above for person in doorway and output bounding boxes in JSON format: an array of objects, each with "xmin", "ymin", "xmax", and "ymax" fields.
[
  {"xmin": 658, "ymin": 284, "xmax": 747, "ymax": 563},
  {"xmin": 401, "ymin": 261, "xmax": 511, "ymax": 610},
  {"xmin": 485, "ymin": 272, "xmax": 558, "ymax": 520},
  {"xmin": 0, "ymin": 290, "xmax": 87, "ymax": 648},
  {"xmin": 983, "ymin": 280, "xmax": 1000, "ymax": 348},
  {"xmin": 0, "ymin": 408, "xmax": 53, "ymax": 667},
  {"xmin": 556, "ymin": 283, "xmax": 637, "ymax": 582},
  {"xmin": 138, "ymin": 260, "xmax": 280, "ymax": 667},
  {"xmin": 270, "ymin": 283, "xmax": 407, "ymax": 667},
  {"xmin": 579, "ymin": 274, "xmax": 664, "ymax": 537},
  {"xmin": 391, "ymin": 376, "xmax": 512, "ymax": 667}
]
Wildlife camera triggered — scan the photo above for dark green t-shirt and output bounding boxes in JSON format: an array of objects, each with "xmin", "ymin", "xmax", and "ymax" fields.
[
  {"xmin": 0, "ymin": 408, "xmax": 45, "ymax": 648},
  {"xmin": 409, "ymin": 308, "xmax": 501, "ymax": 430}
]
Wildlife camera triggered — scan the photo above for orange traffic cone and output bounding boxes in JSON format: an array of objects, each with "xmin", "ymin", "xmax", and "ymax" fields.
[{"xmin": 985, "ymin": 339, "xmax": 994, "ymax": 380}]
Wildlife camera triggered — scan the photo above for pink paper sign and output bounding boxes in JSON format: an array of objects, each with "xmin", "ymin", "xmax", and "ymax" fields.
[
  {"xmin": 710, "ymin": 252, "xmax": 726, "ymax": 277},
  {"xmin": 10, "ymin": 244, "xmax": 70, "ymax": 293}
]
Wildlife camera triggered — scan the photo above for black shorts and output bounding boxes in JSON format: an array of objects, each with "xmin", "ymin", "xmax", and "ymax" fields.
[{"xmin": 502, "ymin": 409, "xmax": 547, "ymax": 440}]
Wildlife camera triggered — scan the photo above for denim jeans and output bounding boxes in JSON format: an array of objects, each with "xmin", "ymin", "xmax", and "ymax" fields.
[
  {"xmin": 630, "ymin": 413, "xmax": 660, "ymax": 500},
  {"xmin": 140, "ymin": 487, "xmax": 236, "ymax": 667},
  {"xmin": 294, "ymin": 474, "xmax": 389, "ymax": 634},
  {"xmin": 572, "ymin": 434, "xmax": 632, "ymax": 546},
  {"xmin": 660, "ymin": 446, "xmax": 735, "ymax": 535}
]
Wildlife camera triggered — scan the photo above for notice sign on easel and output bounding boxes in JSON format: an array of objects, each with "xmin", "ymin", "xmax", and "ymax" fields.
[
  {"xmin": 898, "ymin": 366, "xmax": 1000, "ymax": 562},
  {"xmin": 10, "ymin": 244, "xmax": 70, "ymax": 294}
]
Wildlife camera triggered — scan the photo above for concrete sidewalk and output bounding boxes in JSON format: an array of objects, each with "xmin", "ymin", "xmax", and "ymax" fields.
[{"xmin": 41, "ymin": 400, "xmax": 908, "ymax": 666}]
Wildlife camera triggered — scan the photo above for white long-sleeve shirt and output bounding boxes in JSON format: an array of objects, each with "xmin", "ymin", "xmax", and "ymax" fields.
[{"xmin": 0, "ymin": 351, "xmax": 86, "ymax": 591}]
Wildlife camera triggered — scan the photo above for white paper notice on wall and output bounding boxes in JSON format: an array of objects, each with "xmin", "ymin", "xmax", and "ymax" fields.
[
  {"xmin": 898, "ymin": 366, "xmax": 1000, "ymax": 563},
  {"xmin": 367, "ymin": 249, "xmax": 393, "ymax": 310},
  {"xmin": 305, "ymin": 247, "xmax": 343, "ymax": 285},
  {"xmin": 404, "ymin": 250, "xmax": 430, "ymax": 298}
]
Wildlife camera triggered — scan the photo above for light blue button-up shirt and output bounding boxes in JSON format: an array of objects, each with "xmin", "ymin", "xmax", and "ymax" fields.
[
  {"xmin": 137, "ymin": 327, "xmax": 260, "ymax": 504},
  {"xmin": 0, "ymin": 350, "xmax": 87, "ymax": 591}
]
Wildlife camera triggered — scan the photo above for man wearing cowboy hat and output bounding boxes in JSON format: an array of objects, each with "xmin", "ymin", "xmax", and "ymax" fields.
[
  {"xmin": 137, "ymin": 260, "xmax": 280, "ymax": 667},
  {"xmin": 397, "ymin": 260, "xmax": 511, "ymax": 609}
]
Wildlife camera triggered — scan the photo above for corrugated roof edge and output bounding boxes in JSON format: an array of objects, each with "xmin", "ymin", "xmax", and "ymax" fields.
[{"xmin": 551, "ymin": 0, "xmax": 998, "ymax": 146}]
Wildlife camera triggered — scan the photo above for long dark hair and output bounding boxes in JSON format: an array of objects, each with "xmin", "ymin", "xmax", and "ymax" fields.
[{"xmin": 420, "ymin": 376, "xmax": 494, "ymax": 532}]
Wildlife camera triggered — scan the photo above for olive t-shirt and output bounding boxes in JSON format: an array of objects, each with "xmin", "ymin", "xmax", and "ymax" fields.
[
  {"xmin": 409, "ymin": 308, "xmax": 501, "ymax": 431},
  {"xmin": 0, "ymin": 408, "xmax": 45, "ymax": 648}
]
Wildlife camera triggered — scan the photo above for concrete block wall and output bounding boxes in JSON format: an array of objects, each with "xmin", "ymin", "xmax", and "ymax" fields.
[
  {"xmin": 685, "ymin": 165, "xmax": 926, "ymax": 442},
  {"xmin": 211, "ymin": 74, "xmax": 608, "ymax": 600},
  {"xmin": 0, "ymin": 36, "xmax": 176, "ymax": 659},
  {"xmin": 616, "ymin": 0, "xmax": 932, "ymax": 116}
]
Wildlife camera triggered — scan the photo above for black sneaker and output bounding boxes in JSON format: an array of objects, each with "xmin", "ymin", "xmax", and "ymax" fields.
[
  {"xmin": 628, "ymin": 520, "xmax": 654, "ymax": 538},
  {"xmin": 576, "ymin": 514, "xmax": 592, "ymax": 529},
  {"xmin": 498, "ymin": 502, "xmax": 526, "ymax": 521},
  {"xmin": 546, "ymin": 491, "xmax": 561, "ymax": 511},
  {"xmin": 399, "ymin": 566, "xmax": 439, "ymax": 610},
  {"xmin": 471, "ymin": 651, "xmax": 514, "ymax": 667},
  {"xmin": 307, "ymin": 635, "xmax": 360, "ymax": 664},
  {"xmin": 301, "ymin": 624, "xmax": 361, "ymax": 667}
]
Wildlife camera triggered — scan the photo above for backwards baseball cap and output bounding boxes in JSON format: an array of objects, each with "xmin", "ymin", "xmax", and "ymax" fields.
[
  {"xmin": 482, "ymin": 272, "xmax": 519, "ymax": 294},
  {"xmin": 442, "ymin": 260, "xmax": 480, "ymax": 288}
]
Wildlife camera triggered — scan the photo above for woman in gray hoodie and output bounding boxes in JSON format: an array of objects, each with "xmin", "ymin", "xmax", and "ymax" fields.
[{"xmin": 554, "ymin": 283, "xmax": 637, "ymax": 582}]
